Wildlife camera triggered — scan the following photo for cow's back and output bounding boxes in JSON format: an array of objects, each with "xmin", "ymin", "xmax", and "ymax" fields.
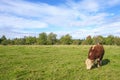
[{"xmin": 88, "ymin": 44, "xmax": 104, "ymax": 60}]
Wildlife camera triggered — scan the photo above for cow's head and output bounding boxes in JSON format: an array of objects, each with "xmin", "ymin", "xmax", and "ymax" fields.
[{"xmin": 85, "ymin": 58, "xmax": 94, "ymax": 69}]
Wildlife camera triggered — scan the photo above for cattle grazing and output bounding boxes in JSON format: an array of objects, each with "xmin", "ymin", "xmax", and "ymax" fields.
[{"xmin": 85, "ymin": 43, "xmax": 104, "ymax": 69}]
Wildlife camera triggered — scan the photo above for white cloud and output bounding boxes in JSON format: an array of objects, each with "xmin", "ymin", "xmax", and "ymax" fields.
[
  {"xmin": 79, "ymin": 0, "xmax": 99, "ymax": 12},
  {"xmin": 107, "ymin": 0, "xmax": 120, "ymax": 6},
  {"xmin": 67, "ymin": 0, "xmax": 100, "ymax": 12},
  {"xmin": 0, "ymin": 14, "xmax": 48, "ymax": 29}
]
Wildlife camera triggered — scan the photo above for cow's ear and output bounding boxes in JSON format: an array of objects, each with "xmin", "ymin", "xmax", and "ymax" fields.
[
  {"xmin": 92, "ymin": 45, "xmax": 96, "ymax": 50},
  {"xmin": 89, "ymin": 52, "xmax": 92, "ymax": 56},
  {"xmin": 88, "ymin": 46, "xmax": 93, "ymax": 55},
  {"xmin": 90, "ymin": 46, "xmax": 93, "ymax": 51}
]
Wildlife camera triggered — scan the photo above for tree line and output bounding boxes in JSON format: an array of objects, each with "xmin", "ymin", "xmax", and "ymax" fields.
[{"xmin": 0, "ymin": 32, "xmax": 120, "ymax": 45}]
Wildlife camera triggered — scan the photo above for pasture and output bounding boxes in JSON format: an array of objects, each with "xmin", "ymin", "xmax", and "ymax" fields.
[{"xmin": 0, "ymin": 45, "xmax": 120, "ymax": 80}]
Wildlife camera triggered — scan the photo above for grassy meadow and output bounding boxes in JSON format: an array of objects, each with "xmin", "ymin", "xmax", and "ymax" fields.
[{"xmin": 0, "ymin": 45, "xmax": 120, "ymax": 80}]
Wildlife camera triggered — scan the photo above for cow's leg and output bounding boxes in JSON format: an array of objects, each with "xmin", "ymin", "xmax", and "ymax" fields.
[
  {"xmin": 97, "ymin": 59, "xmax": 101, "ymax": 67},
  {"xmin": 98, "ymin": 54, "xmax": 104, "ymax": 67}
]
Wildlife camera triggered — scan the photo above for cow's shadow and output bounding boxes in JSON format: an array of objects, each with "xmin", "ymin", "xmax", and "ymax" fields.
[
  {"xmin": 102, "ymin": 59, "xmax": 110, "ymax": 66},
  {"xmin": 92, "ymin": 59, "xmax": 110, "ymax": 69}
]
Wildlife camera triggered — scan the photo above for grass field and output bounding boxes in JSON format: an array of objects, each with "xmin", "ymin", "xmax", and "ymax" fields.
[{"xmin": 0, "ymin": 45, "xmax": 120, "ymax": 80}]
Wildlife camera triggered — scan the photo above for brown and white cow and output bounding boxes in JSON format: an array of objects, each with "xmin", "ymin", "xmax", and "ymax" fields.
[{"xmin": 85, "ymin": 43, "xmax": 104, "ymax": 69}]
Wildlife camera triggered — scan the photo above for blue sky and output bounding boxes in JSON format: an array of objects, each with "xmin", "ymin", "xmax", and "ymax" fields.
[{"xmin": 0, "ymin": 0, "xmax": 120, "ymax": 39}]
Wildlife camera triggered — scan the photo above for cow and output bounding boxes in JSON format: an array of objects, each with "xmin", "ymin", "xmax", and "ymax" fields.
[{"xmin": 85, "ymin": 43, "xmax": 105, "ymax": 69}]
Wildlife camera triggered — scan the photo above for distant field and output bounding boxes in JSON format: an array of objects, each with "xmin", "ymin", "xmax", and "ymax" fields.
[{"xmin": 0, "ymin": 45, "xmax": 120, "ymax": 80}]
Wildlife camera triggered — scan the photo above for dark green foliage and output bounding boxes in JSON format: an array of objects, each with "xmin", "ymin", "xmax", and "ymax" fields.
[
  {"xmin": 25, "ymin": 36, "xmax": 36, "ymax": 45},
  {"xmin": 113, "ymin": 36, "xmax": 120, "ymax": 45},
  {"xmin": 1, "ymin": 35, "xmax": 6, "ymax": 41},
  {"xmin": 47, "ymin": 32, "xmax": 57, "ymax": 45},
  {"xmin": 13, "ymin": 38, "xmax": 25, "ymax": 45},
  {"xmin": 60, "ymin": 34, "xmax": 72, "ymax": 45},
  {"xmin": 105, "ymin": 35, "xmax": 114, "ymax": 45},
  {"xmin": 93, "ymin": 35, "xmax": 105, "ymax": 44},
  {"xmin": 82, "ymin": 35, "xmax": 92, "ymax": 45},
  {"xmin": 37, "ymin": 32, "xmax": 47, "ymax": 45},
  {"xmin": 72, "ymin": 39, "xmax": 82, "ymax": 45},
  {"xmin": 1, "ymin": 40, "xmax": 8, "ymax": 45},
  {"xmin": 0, "ymin": 35, "xmax": 7, "ymax": 45}
]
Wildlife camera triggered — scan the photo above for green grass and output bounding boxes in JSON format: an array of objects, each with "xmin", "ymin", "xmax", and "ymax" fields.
[{"xmin": 0, "ymin": 45, "xmax": 120, "ymax": 80}]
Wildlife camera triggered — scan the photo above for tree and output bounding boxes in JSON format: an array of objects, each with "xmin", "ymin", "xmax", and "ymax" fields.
[
  {"xmin": 14, "ymin": 38, "xmax": 25, "ymax": 45},
  {"xmin": 1, "ymin": 35, "xmax": 6, "ymax": 41},
  {"xmin": 0, "ymin": 35, "xmax": 7, "ymax": 45},
  {"xmin": 47, "ymin": 32, "xmax": 57, "ymax": 45},
  {"xmin": 37, "ymin": 32, "xmax": 47, "ymax": 45},
  {"xmin": 82, "ymin": 35, "xmax": 92, "ymax": 45},
  {"xmin": 93, "ymin": 35, "xmax": 104, "ymax": 44},
  {"xmin": 86, "ymin": 35, "xmax": 93, "ymax": 45},
  {"xmin": 72, "ymin": 39, "xmax": 81, "ymax": 45},
  {"xmin": 8, "ymin": 39, "xmax": 14, "ymax": 45},
  {"xmin": 60, "ymin": 34, "xmax": 72, "ymax": 45},
  {"xmin": 25, "ymin": 36, "xmax": 36, "ymax": 45},
  {"xmin": 1, "ymin": 40, "xmax": 8, "ymax": 45},
  {"xmin": 0, "ymin": 38, "xmax": 1, "ymax": 44},
  {"xmin": 105, "ymin": 35, "xmax": 114, "ymax": 45},
  {"xmin": 6, "ymin": 39, "xmax": 12, "ymax": 45},
  {"xmin": 113, "ymin": 36, "xmax": 120, "ymax": 45}
]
